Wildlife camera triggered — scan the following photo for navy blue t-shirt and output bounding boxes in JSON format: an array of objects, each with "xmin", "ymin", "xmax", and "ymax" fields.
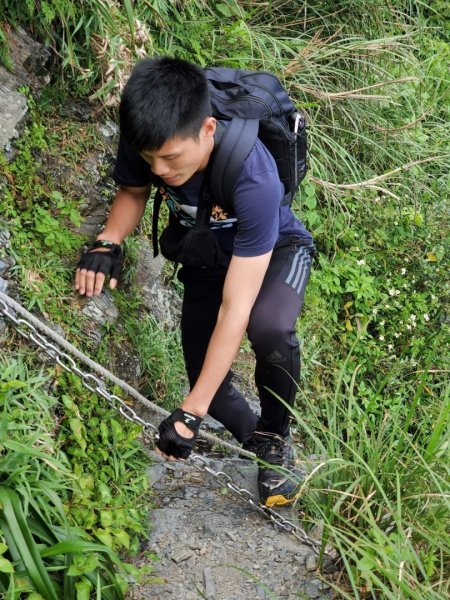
[{"xmin": 113, "ymin": 134, "xmax": 312, "ymax": 258}]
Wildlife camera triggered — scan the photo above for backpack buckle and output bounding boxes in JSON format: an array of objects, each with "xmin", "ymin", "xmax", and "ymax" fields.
[{"xmin": 293, "ymin": 112, "xmax": 303, "ymax": 134}]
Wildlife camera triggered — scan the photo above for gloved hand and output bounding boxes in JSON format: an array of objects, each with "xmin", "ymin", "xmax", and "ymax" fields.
[
  {"xmin": 75, "ymin": 240, "xmax": 123, "ymax": 296},
  {"xmin": 77, "ymin": 240, "xmax": 123, "ymax": 278},
  {"xmin": 156, "ymin": 408, "xmax": 203, "ymax": 459}
]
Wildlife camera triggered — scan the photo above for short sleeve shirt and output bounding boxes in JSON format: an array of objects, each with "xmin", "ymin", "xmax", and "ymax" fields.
[{"xmin": 113, "ymin": 133, "xmax": 313, "ymax": 258}]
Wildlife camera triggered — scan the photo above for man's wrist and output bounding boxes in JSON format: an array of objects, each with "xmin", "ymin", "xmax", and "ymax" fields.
[
  {"xmin": 96, "ymin": 233, "xmax": 123, "ymax": 245},
  {"xmin": 180, "ymin": 397, "xmax": 208, "ymax": 419},
  {"xmin": 172, "ymin": 408, "xmax": 203, "ymax": 431}
]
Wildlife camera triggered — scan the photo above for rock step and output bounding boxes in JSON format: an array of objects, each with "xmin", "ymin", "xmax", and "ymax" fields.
[{"xmin": 128, "ymin": 452, "xmax": 335, "ymax": 600}]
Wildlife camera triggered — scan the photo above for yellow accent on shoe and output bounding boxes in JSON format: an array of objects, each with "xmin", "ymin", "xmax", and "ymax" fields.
[{"xmin": 265, "ymin": 494, "xmax": 295, "ymax": 507}]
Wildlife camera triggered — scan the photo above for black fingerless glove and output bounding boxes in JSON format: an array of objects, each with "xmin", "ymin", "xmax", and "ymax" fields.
[
  {"xmin": 76, "ymin": 240, "xmax": 123, "ymax": 280},
  {"xmin": 156, "ymin": 408, "xmax": 203, "ymax": 459}
]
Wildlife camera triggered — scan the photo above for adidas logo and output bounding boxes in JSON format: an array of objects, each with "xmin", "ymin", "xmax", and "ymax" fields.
[
  {"xmin": 265, "ymin": 350, "xmax": 286, "ymax": 364},
  {"xmin": 183, "ymin": 413, "xmax": 196, "ymax": 423}
]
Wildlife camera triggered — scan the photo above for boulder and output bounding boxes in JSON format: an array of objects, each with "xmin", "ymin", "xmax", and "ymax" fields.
[{"xmin": 0, "ymin": 26, "xmax": 51, "ymax": 150}]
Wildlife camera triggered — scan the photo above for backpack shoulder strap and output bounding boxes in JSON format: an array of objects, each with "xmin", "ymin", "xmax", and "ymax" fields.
[
  {"xmin": 210, "ymin": 117, "xmax": 259, "ymax": 207},
  {"xmin": 152, "ymin": 169, "xmax": 215, "ymax": 258},
  {"xmin": 195, "ymin": 164, "xmax": 214, "ymax": 227},
  {"xmin": 152, "ymin": 186, "xmax": 164, "ymax": 257}
]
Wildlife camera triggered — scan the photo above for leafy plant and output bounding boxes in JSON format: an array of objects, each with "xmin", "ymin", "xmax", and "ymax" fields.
[
  {"xmin": 0, "ymin": 353, "xmax": 153, "ymax": 598},
  {"xmin": 56, "ymin": 371, "xmax": 151, "ymax": 556}
]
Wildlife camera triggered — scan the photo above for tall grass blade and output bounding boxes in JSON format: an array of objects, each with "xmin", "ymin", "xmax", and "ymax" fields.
[
  {"xmin": 0, "ymin": 488, "xmax": 59, "ymax": 600},
  {"xmin": 122, "ymin": 0, "xmax": 136, "ymax": 41},
  {"xmin": 424, "ymin": 384, "xmax": 450, "ymax": 462}
]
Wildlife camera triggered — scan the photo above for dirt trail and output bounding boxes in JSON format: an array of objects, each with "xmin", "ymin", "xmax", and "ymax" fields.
[{"xmin": 128, "ymin": 443, "xmax": 337, "ymax": 600}]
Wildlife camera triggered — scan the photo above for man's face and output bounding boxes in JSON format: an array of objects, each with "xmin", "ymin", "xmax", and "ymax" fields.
[{"xmin": 140, "ymin": 117, "xmax": 216, "ymax": 186}]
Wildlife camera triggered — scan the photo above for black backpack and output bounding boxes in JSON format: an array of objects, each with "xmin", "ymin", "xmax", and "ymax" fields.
[
  {"xmin": 206, "ymin": 66, "xmax": 307, "ymax": 208},
  {"xmin": 152, "ymin": 66, "xmax": 307, "ymax": 264}
]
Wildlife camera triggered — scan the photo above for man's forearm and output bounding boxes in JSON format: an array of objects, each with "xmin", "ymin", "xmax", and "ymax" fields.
[
  {"xmin": 181, "ymin": 252, "xmax": 273, "ymax": 418},
  {"xmin": 97, "ymin": 185, "xmax": 151, "ymax": 244},
  {"xmin": 181, "ymin": 305, "xmax": 249, "ymax": 416}
]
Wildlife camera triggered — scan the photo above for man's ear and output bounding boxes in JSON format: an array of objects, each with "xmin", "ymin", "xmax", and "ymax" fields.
[{"xmin": 201, "ymin": 116, "xmax": 216, "ymax": 139}]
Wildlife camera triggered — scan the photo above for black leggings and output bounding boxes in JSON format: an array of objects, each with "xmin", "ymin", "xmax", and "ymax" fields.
[{"xmin": 179, "ymin": 236, "xmax": 315, "ymax": 443}]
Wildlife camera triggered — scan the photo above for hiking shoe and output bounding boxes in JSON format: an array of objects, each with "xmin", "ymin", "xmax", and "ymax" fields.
[{"xmin": 243, "ymin": 432, "xmax": 300, "ymax": 507}]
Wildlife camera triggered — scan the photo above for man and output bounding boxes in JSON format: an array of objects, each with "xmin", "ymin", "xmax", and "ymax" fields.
[{"xmin": 75, "ymin": 56, "xmax": 315, "ymax": 507}]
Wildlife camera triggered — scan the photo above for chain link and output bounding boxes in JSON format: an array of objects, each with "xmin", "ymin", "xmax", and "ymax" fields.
[{"xmin": 0, "ymin": 297, "xmax": 326, "ymax": 557}]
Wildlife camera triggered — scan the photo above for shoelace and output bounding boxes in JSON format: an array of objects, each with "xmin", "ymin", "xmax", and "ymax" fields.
[{"xmin": 256, "ymin": 440, "xmax": 287, "ymax": 466}]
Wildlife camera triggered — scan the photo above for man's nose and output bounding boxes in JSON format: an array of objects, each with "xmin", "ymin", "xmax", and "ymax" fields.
[{"xmin": 151, "ymin": 158, "xmax": 169, "ymax": 176}]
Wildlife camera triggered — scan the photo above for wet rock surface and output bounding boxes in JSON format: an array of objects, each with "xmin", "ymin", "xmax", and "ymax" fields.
[{"xmin": 127, "ymin": 452, "xmax": 336, "ymax": 600}]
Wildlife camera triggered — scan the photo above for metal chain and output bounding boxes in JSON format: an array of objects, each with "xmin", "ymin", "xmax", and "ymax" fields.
[
  {"xmin": 189, "ymin": 453, "xmax": 325, "ymax": 553},
  {"xmin": 0, "ymin": 297, "xmax": 159, "ymax": 447},
  {"xmin": 0, "ymin": 296, "xmax": 327, "ymax": 557}
]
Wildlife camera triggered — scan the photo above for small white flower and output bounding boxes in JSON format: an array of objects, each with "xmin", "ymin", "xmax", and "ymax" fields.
[
  {"xmin": 424, "ymin": 313, "xmax": 430, "ymax": 322},
  {"xmin": 406, "ymin": 324, "xmax": 412, "ymax": 330},
  {"xmin": 357, "ymin": 259, "xmax": 366, "ymax": 266},
  {"xmin": 380, "ymin": 320, "xmax": 385, "ymax": 326},
  {"xmin": 401, "ymin": 268, "xmax": 406, "ymax": 275},
  {"xmin": 404, "ymin": 258, "xmax": 410, "ymax": 262},
  {"xmin": 394, "ymin": 332, "xmax": 401, "ymax": 338},
  {"xmin": 410, "ymin": 314, "xmax": 417, "ymax": 322},
  {"xmin": 387, "ymin": 344, "xmax": 394, "ymax": 351},
  {"xmin": 379, "ymin": 335, "xmax": 385, "ymax": 341}
]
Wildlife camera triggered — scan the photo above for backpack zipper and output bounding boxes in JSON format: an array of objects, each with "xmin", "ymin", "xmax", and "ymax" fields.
[{"xmin": 209, "ymin": 91, "xmax": 292, "ymax": 139}]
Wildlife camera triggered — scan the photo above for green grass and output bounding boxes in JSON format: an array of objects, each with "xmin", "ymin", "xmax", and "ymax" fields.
[
  {"xmin": 290, "ymin": 343, "xmax": 449, "ymax": 599},
  {"xmin": 122, "ymin": 312, "xmax": 186, "ymax": 411}
]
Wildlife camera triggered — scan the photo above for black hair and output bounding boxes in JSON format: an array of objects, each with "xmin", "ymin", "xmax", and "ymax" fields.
[{"xmin": 119, "ymin": 56, "xmax": 212, "ymax": 152}]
